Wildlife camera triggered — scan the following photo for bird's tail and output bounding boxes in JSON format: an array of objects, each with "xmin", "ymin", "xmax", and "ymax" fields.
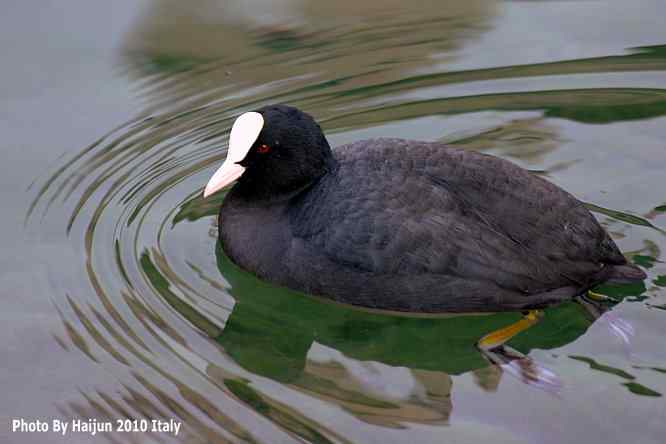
[{"xmin": 604, "ymin": 263, "xmax": 647, "ymax": 284}]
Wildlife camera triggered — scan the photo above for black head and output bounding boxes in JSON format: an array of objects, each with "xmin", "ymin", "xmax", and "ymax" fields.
[
  {"xmin": 204, "ymin": 105, "xmax": 335, "ymax": 201},
  {"xmin": 238, "ymin": 105, "xmax": 335, "ymax": 197}
]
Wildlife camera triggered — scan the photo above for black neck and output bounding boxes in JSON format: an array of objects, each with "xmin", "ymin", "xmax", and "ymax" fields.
[{"xmin": 234, "ymin": 155, "xmax": 337, "ymax": 203}]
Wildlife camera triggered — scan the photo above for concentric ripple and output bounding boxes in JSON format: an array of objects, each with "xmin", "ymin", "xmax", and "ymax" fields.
[{"xmin": 25, "ymin": 2, "xmax": 666, "ymax": 442}]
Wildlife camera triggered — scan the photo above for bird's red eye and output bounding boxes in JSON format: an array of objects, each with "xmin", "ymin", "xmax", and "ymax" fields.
[{"xmin": 258, "ymin": 144, "xmax": 270, "ymax": 154}]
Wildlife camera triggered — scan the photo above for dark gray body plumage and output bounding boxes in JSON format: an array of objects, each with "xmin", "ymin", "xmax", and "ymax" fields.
[{"xmin": 219, "ymin": 138, "xmax": 641, "ymax": 313}]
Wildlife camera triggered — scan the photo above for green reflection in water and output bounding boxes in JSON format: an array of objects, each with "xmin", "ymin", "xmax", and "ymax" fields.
[
  {"xmin": 632, "ymin": 255, "xmax": 658, "ymax": 269},
  {"xmin": 326, "ymin": 88, "xmax": 666, "ymax": 131},
  {"xmin": 655, "ymin": 275, "xmax": 666, "ymax": 287},
  {"xmin": 570, "ymin": 355, "xmax": 636, "ymax": 380},
  {"xmin": 140, "ymin": 250, "xmax": 223, "ymax": 338},
  {"xmin": 571, "ymin": 356, "xmax": 662, "ymax": 398},
  {"xmin": 212, "ymin": 242, "xmax": 592, "ymax": 382},
  {"xmin": 545, "ymin": 100, "xmax": 666, "ymax": 124},
  {"xmin": 593, "ymin": 281, "xmax": 647, "ymax": 299},
  {"xmin": 623, "ymin": 382, "xmax": 662, "ymax": 398},
  {"xmin": 137, "ymin": 52, "xmax": 202, "ymax": 74}
]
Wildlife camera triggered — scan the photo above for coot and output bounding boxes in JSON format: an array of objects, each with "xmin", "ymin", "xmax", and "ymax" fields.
[{"xmin": 203, "ymin": 105, "xmax": 645, "ymax": 355}]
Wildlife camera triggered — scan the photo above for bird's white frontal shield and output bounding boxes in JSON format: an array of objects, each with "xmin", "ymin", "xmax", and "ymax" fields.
[{"xmin": 203, "ymin": 112, "xmax": 264, "ymax": 198}]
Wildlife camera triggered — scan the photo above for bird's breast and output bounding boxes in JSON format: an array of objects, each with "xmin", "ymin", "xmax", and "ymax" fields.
[{"xmin": 218, "ymin": 200, "xmax": 291, "ymax": 282}]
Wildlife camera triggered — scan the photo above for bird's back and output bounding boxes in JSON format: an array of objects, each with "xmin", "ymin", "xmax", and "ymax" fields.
[{"xmin": 284, "ymin": 138, "xmax": 631, "ymax": 311}]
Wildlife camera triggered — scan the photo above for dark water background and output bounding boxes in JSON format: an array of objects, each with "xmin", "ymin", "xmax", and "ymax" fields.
[{"xmin": 2, "ymin": 1, "xmax": 666, "ymax": 443}]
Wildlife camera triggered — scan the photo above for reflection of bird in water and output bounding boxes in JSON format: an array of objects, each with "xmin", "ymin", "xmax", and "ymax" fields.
[
  {"xmin": 121, "ymin": 0, "xmax": 498, "ymax": 108},
  {"xmin": 442, "ymin": 117, "xmax": 564, "ymax": 165},
  {"xmin": 205, "ymin": 105, "xmax": 646, "ymax": 370},
  {"xmin": 301, "ymin": 343, "xmax": 453, "ymax": 426},
  {"xmin": 212, "ymin": 215, "xmax": 639, "ymax": 415}
]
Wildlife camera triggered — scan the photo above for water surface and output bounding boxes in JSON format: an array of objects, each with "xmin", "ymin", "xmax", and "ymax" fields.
[{"xmin": 3, "ymin": 1, "xmax": 666, "ymax": 443}]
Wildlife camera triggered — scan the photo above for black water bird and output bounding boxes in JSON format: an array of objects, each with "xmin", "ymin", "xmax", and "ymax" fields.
[{"xmin": 203, "ymin": 104, "xmax": 645, "ymax": 360}]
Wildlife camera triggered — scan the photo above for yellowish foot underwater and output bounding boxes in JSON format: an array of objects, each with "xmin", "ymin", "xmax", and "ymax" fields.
[
  {"xmin": 477, "ymin": 310, "xmax": 543, "ymax": 353},
  {"xmin": 477, "ymin": 310, "xmax": 561, "ymax": 393},
  {"xmin": 586, "ymin": 290, "xmax": 618, "ymax": 303},
  {"xmin": 578, "ymin": 290, "xmax": 618, "ymax": 321}
]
